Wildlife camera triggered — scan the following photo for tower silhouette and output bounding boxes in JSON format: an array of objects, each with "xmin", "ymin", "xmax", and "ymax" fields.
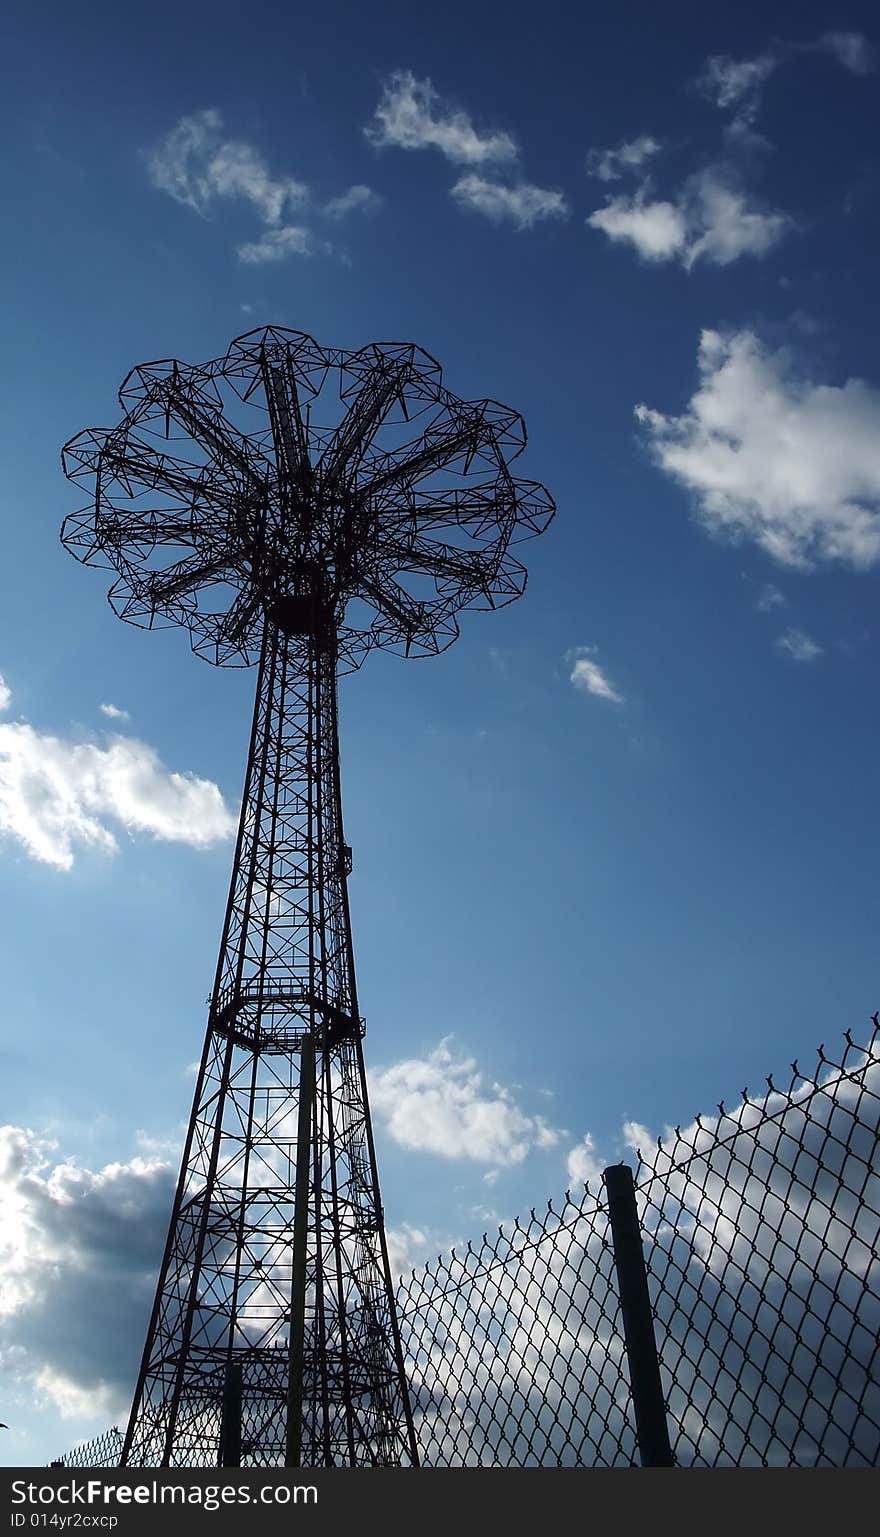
[{"xmin": 62, "ymin": 328, "xmax": 554, "ymax": 1467}]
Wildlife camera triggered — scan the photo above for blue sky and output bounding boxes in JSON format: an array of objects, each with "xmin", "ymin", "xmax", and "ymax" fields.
[{"xmin": 1, "ymin": 0, "xmax": 879, "ymax": 1464}]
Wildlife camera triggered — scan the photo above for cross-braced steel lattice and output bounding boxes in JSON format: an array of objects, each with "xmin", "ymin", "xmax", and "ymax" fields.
[{"xmin": 61, "ymin": 327, "xmax": 554, "ymax": 1467}]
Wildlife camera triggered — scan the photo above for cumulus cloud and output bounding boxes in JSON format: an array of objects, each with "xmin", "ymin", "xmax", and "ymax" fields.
[
  {"xmin": 147, "ymin": 109, "xmax": 308, "ymax": 224},
  {"xmin": 365, "ymin": 70, "xmax": 517, "ymax": 165},
  {"xmin": 0, "ymin": 1125, "xmax": 174, "ymax": 1423},
  {"xmin": 322, "ymin": 184, "xmax": 381, "ymax": 219},
  {"xmin": 776, "ymin": 627, "xmax": 823, "ymax": 662},
  {"xmin": 0, "ymin": 710, "xmax": 236, "ymax": 870},
  {"xmin": 451, "ymin": 174, "xmax": 568, "ymax": 229},
  {"xmin": 585, "ymin": 135, "xmax": 662, "ymax": 182},
  {"xmin": 99, "ymin": 703, "xmax": 129, "ymax": 722},
  {"xmin": 587, "ymin": 170, "xmax": 788, "ymax": 268},
  {"xmin": 635, "ymin": 328, "xmax": 880, "ymax": 569},
  {"xmin": 385, "ymin": 1223, "xmax": 449, "ymax": 1280},
  {"xmin": 0, "ymin": 674, "xmax": 11, "ymax": 713},
  {"xmin": 369, "ymin": 1041, "xmax": 561, "ymax": 1168},
  {"xmin": 588, "ymin": 191, "xmax": 686, "ymax": 261},
  {"xmin": 566, "ymin": 1133, "xmax": 604, "ymax": 1188},
  {"xmin": 568, "ymin": 648, "xmax": 624, "ymax": 704}
]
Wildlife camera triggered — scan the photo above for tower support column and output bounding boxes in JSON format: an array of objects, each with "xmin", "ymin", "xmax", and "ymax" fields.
[{"xmin": 121, "ymin": 620, "xmax": 417, "ymax": 1468}]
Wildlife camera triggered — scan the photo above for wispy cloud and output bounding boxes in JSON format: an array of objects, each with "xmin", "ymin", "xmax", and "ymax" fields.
[
  {"xmin": 636, "ymin": 328, "xmax": 880, "ymax": 570},
  {"xmin": 819, "ymin": 30, "xmax": 875, "ymax": 75},
  {"xmin": 0, "ymin": 674, "xmax": 11, "ymax": 713},
  {"xmin": 776, "ymin": 627, "xmax": 823, "ymax": 662},
  {"xmin": 322, "ymin": 183, "xmax": 382, "ymax": 219},
  {"xmin": 585, "ymin": 135, "xmax": 662, "ymax": 182},
  {"xmin": 236, "ymin": 225, "xmax": 314, "ymax": 264},
  {"xmin": 147, "ymin": 110, "xmax": 378, "ymax": 264},
  {"xmin": 755, "ymin": 582, "xmax": 786, "ymax": 612},
  {"xmin": 99, "ymin": 702, "xmax": 129, "ymax": 722},
  {"xmin": 568, "ymin": 647, "xmax": 624, "ymax": 704},
  {"xmin": 0, "ymin": 678, "xmax": 236, "ymax": 869},
  {"xmin": 365, "ymin": 70, "xmax": 563, "ymax": 235},
  {"xmin": 698, "ymin": 32, "xmax": 875, "ymax": 139},
  {"xmin": 588, "ymin": 169, "xmax": 788, "ymax": 268},
  {"xmin": 698, "ymin": 50, "xmax": 779, "ymax": 129},
  {"xmin": 451, "ymin": 174, "xmax": 568, "ymax": 229},
  {"xmin": 369, "ymin": 1040, "xmax": 560, "ymax": 1169},
  {"xmin": 147, "ymin": 109, "xmax": 307, "ymax": 224},
  {"xmin": 365, "ymin": 70, "xmax": 517, "ymax": 165}
]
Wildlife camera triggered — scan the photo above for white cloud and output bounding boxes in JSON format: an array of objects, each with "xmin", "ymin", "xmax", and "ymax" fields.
[
  {"xmin": 699, "ymin": 34, "xmax": 875, "ymax": 137},
  {"xmin": 588, "ymin": 170, "xmax": 788, "ymax": 268},
  {"xmin": 33, "ymin": 1366, "xmax": 119, "ymax": 1424},
  {"xmin": 685, "ymin": 172, "xmax": 788, "ymax": 266},
  {"xmin": 0, "ymin": 1125, "xmax": 174, "ymax": 1424},
  {"xmin": 236, "ymin": 225, "xmax": 313, "ymax": 264},
  {"xmin": 147, "ymin": 110, "xmax": 308, "ymax": 224},
  {"xmin": 369, "ymin": 1041, "xmax": 560, "ymax": 1168},
  {"xmin": 636, "ymin": 328, "xmax": 880, "ymax": 569},
  {"xmin": 322, "ymin": 184, "xmax": 382, "ymax": 219},
  {"xmin": 698, "ymin": 51, "xmax": 779, "ymax": 125},
  {"xmin": 588, "ymin": 191, "xmax": 686, "ymax": 262},
  {"xmin": 776, "ymin": 627, "xmax": 823, "ymax": 662},
  {"xmin": 818, "ymin": 31, "xmax": 875, "ymax": 75},
  {"xmin": 0, "ymin": 715, "xmax": 236, "ymax": 870},
  {"xmin": 0, "ymin": 675, "xmax": 11, "ymax": 713},
  {"xmin": 386, "ymin": 1224, "xmax": 439, "ymax": 1279},
  {"xmin": 99, "ymin": 703, "xmax": 129, "ymax": 722},
  {"xmin": 569, "ymin": 648, "xmax": 624, "ymax": 704},
  {"xmin": 566, "ymin": 1133, "xmax": 604, "ymax": 1188},
  {"xmin": 755, "ymin": 582, "xmax": 786, "ymax": 611},
  {"xmin": 148, "ymin": 111, "xmax": 372, "ymax": 264},
  {"xmin": 451, "ymin": 174, "xmax": 568, "ymax": 229},
  {"xmin": 365, "ymin": 70, "xmax": 517, "ymax": 166},
  {"xmin": 586, "ymin": 135, "xmax": 662, "ymax": 182}
]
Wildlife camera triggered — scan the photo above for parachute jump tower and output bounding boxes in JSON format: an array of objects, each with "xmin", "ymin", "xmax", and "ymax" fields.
[{"xmin": 62, "ymin": 327, "xmax": 554, "ymax": 1467}]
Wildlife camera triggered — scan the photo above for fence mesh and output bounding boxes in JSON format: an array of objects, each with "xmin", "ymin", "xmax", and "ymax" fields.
[
  {"xmin": 396, "ymin": 1190, "xmax": 632, "ymax": 1465},
  {"xmin": 51, "ymin": 1018, "xmax": 879, "ymax": 1468},
  {"xmin": 636, "ymin": 1024, "xmax": 880, "ymax": 1466},
  {"xmin": 396, "ymin": 1017, "xmax": 880, "ymax": 1466},
  {"xmin": 49, "ymin": 1425, "xmax": 124, "ymax": 1468}
]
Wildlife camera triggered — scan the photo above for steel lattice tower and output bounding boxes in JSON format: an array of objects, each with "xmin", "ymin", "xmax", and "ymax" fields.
[{"xmin": 61, "ymin": 327, "xmax": 554, "ymax": 1467}]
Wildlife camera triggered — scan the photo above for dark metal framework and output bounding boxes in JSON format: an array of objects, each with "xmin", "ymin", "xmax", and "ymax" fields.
[
  {"xmin": 61, "ymin": 327, "xmax": 554, "ymax": 1467},
  {"xmin": 54, "ymin": 1019, "xmax": 880, "ymax": 1470}
]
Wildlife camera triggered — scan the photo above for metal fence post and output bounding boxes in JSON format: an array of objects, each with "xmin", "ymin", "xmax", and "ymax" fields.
[
  {"xmin": 219, "ymin": 1359, "xmax": 243, "ymax": 1467},
  {"xmin": 603, "ymin": 1163, "xmax": 674, "ymax": 1467}
]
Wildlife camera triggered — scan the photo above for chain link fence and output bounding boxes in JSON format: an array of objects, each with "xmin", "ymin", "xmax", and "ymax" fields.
[
  {"xmin": 396, "ymin": 1017, "xmax": 880, "ymax": 1466},
  {"xmin": 51, "ymin": 1017, "xmax": 879, "ymax": 1468},
  {"xmin": 49, "ymin": 1425, "xmax": 124, "ymax": 1468},
  {"xmin": 397, "ymin": 1187, "xmax": 633, "ymax": 1466}
]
